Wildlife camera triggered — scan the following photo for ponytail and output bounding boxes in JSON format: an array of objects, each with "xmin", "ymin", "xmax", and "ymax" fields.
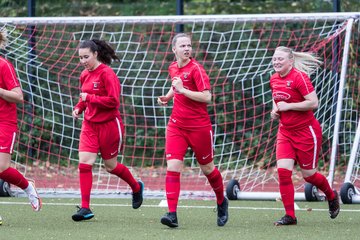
[
  {"xmin": 275, "ymin": 46, "xmax": 322, "ymax": 75},
  {"xmin": 0, "ymin": 30, "xmax": 8, "ymax": 49},
  {"xmin": 79, "ymin": 39, "xmax": 120, "ymax": 65}
]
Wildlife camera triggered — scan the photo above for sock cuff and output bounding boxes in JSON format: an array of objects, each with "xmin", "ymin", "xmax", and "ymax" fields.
[
  {"xmin": 278, "ymin": 168, "xmax": 292, "ymax": 177},
  {"xmin": 109, "ymin": 163, "xmax": 123, "ymax": 174},
  {"xmin": 206, "ymin": 167, "xmax": 220, "ymax": 178},
  {"xmin": 79, "ymin": 163, "xmax": 92, "ymax": 172},
  {"xmin": 304, "ymin": 172, "xmax": 320, "ymax": 182},
  {"xmin": 166, "ymin": 171, "xmax": 180, "ymax": 177}
]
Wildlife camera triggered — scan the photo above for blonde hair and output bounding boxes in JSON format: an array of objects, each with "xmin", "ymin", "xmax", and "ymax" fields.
[
  {"xmin": 172, "ymin": 33, "xmax": 191, "ymax": 48},
  {"xmin": 0, "ymin": 30, "xmax": 8, "ymax": 49},
  {"xmin": 275, "ymin": 46, "xmax": 322, "ymax": 75}
]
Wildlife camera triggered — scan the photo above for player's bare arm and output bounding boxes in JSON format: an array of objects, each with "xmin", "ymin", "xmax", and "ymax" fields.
[
  {"xmin": 271, "ymin": 100, "xmax": 280, "ymax": 119},
  {"xmin": 0, "ymin": 87, "xmax": 23, "ymax": 103},
  {"xmin": 171, "ymin": 77, "xmax": 211, "ymax": 104},
  {"xmin": 157, "ymin": 87, "xmax": 174, "ymax": 106}
]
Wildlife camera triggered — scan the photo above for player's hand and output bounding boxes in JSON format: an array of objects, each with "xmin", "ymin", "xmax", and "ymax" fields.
[
  {"xmin": 72, "ymin": 108, "xmax": 80, "ymax": 119},
  {"xmin": 171, "ymin": 77, "xmax": 184, "ymax": 93},
  {"xmin": 270, "ymin": 109, "xmax": 279, "ymax": 120},
  {"xmin": 79, "ymin": 92, "xmax": 87, "ymax": 102},
  {"xmin": 276, "ymin": 101, "xmax": 290, "ymax": 112},
  {"xmin": 157, "ymin": 96, "xmax": 169, "ymax": 106}
]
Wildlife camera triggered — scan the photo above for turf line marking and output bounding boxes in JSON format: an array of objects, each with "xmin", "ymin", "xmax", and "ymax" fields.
[
  {"xmin": 1, "ymin": 201, "xmax": 360, "ymax": 212},
  {"xmin": 158, "ymin": 199, "xmax": 168, "ymax": 207}
]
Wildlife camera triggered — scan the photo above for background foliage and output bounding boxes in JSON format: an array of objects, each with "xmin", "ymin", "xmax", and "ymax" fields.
[{"xmin": 0, "ymin": 0, "xmax": 359, "ymax": 17}]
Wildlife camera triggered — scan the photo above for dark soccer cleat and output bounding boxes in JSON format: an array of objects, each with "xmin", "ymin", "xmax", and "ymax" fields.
[
  {"xmin": 132, "ymin": 180, "xmax": 144, "ymax": 209},
  {"xmin": 328, "ymin": 190, "xmax": 340, "ymax": 219},
  {"xmin": 72, "ymin": 207, "xmax": 94, "ymax": 222},
  {"xmin": 274, "ymin": 215, "xmax": 297, "ymax": 226},
  {"xmin": 161, "ymin": 212, "xmax": 178, "ymax": 228},
  {"xmin": 217, "ymin": 197, "xmax": 229, "ymax": 226}
]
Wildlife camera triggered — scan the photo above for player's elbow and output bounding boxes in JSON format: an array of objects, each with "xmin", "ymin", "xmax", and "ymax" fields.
[
  {"xmin": 204, "ymin": 94, "xmax": 212, "ymax": 104},
  {"xmin": 310, "ymin": 99, "xmax": 319, "ymax": 110},
  {"xmin": 14, "ymin": 93, "xmax": 24, "ymax": 103},
  {"xmin": 203, "ymin": 91, "xmax": 212, "ymax": 104}
]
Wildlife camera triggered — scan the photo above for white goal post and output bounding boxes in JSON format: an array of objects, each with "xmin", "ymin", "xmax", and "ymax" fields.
[{"xmin": 0, "ymin": 13, "xmax": 359, "ymax": 200}]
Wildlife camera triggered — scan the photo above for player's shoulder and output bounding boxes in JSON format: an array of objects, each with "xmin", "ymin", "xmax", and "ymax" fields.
[
  {"xmin": 0, "ymin": 56, "xmax": 13, "ymax": 68},
  {"xmin": 292, "ymin": 68, "xmax": 309, "ymax": 81},
  {"xmin": 270, "ymin": 72, "xmax": 280, "ymax": 81},
  {"xmin": 169, "ymin": 61, "xmax": 178, "ymax": 69},
  {"xmin": 187, "ymin": 58, "xmax": 205, "ymax": 72},
  {"xmin": 188, "ymin": 58, "xmax": 201, "ymax": 66}
]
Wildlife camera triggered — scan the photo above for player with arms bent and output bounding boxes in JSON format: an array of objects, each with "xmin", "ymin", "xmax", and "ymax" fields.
[
  {"xmin": 0, "ymin": 30, "xmax": 41, "ymax": 213},
  {"xmin": 72, "ymin": 39, "xmax": 144, "ymax": 221},
  {"xmin": 157, "ymin": 33, "xmax": 228, "ymax": 228},
  {"xmin": 270, "ymin": 46, "xmax": 340, "ymax": 226}
]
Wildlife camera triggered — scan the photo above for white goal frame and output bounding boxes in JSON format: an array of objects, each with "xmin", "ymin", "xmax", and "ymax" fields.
[{"xmin": 0, "ymin": 13, "xmax": 359, "ymax": 200}]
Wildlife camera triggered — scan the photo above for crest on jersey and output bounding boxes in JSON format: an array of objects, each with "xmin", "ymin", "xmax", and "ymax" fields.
[
  {"xmin": 286, "ymin": 80, "xmax": 293, "ymax": 87},
  {"xmin": 93, "ymin": 81, "xmax": 99, "ymax": 90},
  {"xmin": 183, "ymin": 72, "xmax": 190, "ymax": 79}
]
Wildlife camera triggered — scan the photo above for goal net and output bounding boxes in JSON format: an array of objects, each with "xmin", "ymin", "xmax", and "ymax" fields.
[{"xmin": 0, "ymin": 13, "xmax": 359, "ymax": 198}]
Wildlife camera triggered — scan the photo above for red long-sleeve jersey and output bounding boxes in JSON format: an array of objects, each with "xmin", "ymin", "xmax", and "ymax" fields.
[
  {"xmin": 74, "ymin": 64, "xmax": 121, "ymax": 123},
  {"xmin": 0, "ymin": 56, "xmax": 21, "ymax": 126}
]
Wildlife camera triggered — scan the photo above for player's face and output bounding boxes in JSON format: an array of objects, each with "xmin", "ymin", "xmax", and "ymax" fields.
[
  {"xmin": 272, "ymin": 50, "xmax": 294, "ymax": 76},
  {"xmin": 173, "ymin": 37, "xmax": 192, "ymax": 61},
  {"xmin": 79, "ymin": 48, "xmax": 99, "ymax": 71}
]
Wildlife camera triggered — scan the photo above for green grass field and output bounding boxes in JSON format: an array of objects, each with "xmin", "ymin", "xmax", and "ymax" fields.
[{"xmin": 0, "ymin": 197, "xmax": 359, "ymax": 240}]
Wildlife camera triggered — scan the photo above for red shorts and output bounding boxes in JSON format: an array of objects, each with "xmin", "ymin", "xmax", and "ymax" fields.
[
  {"xmin": 276, "ymin": 119, "xmax": 322, "ymax": 170},
  {"xmin": 165, "ymin": 123, "xmax": 214, "ymax": 165},
  {"xmin": 0, "ymin": 124, "xmax": 17, "ymax": 154},
  {"xmin": 79, "ymin": 117, "xmax": 124, "ymax": 160}
]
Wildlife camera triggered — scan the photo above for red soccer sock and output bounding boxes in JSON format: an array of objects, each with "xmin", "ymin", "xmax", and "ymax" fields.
[
  {"xmin": 304, "ymin": 172, "xmax": 335, "ymax": 200},
  {"xmin": 110, "ymin": 163, "xmax": 140, "ymax": 193},
  {"xmin": 79, "ymin": 163, "xmax": 93, "ymax": 209},
  {"xmin": 206, "ymin": 168, "xmax": 225, "ymax": 205},
  {"xmin": 165, "ymin": 171, "xmax": 180, "ymax": 213},
  {"xmin": 0, "ymin": 167, "xmax": 29, "ymax": 189},
  {"xmin": 278, "ymin": 168, "xmax": 295, "ymax": 219}
]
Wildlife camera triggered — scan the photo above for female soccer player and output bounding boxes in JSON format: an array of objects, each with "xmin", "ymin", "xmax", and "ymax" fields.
[
  {"xmin": 0, "ymin": 30, "xmax": 41, "ymax": 212},
  {"xmin": 270, "ymin": 46, "xmax": 340, "ymax": 225},
  {"xmin": 71, "ymin": 39, "xmax": 144, "ymax": 221},
  {"xmin": 157, "ymin": 33, "xmax": 228, "ymax": 228}
]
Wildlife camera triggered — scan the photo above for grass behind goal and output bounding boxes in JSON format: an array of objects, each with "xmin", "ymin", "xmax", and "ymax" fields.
[{"xmin": 0, "ymin": 198, "xmax": 359, "ymax": 240}]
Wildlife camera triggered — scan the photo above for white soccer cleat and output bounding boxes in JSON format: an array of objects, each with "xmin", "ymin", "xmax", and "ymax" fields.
[{"xmin": 27, "ymin": 180, "xmax": 42, "ymax": 212}]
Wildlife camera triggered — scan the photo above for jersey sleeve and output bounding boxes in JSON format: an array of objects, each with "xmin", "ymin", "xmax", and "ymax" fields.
[
  {"xmin": 192, "ymin": 64, "xmax": 210, "ymax": 92},
  {"xmin": 296, "ymin": 72, "xmax": 315, "ymax": 96},
  {"xmin": 2, "ymin": 60, "xmax": 20, "ymax": 90},
  {"xmin": 73, "ymin": 74, "xmax": 86, "ymax": 113}
]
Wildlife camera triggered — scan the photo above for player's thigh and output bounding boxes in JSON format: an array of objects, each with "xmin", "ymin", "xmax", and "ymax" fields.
[
  {"xmin": 79, "ymin": 120, "xmax": 99, "ymax": 153},
  {"xmin": 276, "ymin": 130, "xmax": 296, "ymax": 160},
  {"xmin": 188, "ymin": 126, "xmax": 213, "ymax": 165},
  {"xmin": 165, "ymin": 125, "xmax": 188, "ymax": 161},
  {"xmin": 99, "ymin": 117, "xmax": 124, "ymax": 160},
  {"xmin": 295, "ymin": 124, "xmax": 322, "ymax": 169},
  {"xmin": 0, "ymin": 124, "xmax": 17, "ymax": 155}
]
